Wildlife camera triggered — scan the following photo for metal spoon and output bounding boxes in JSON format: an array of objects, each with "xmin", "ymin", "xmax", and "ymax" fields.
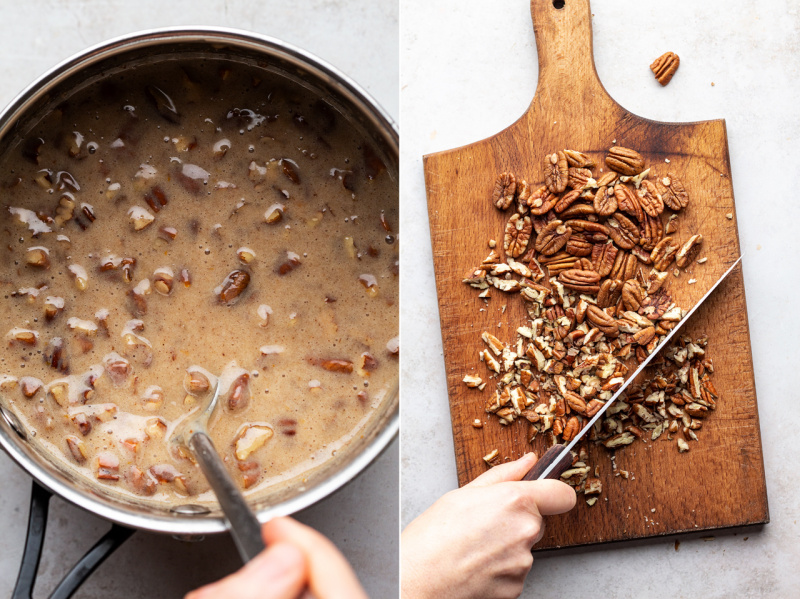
[{"xmin": 172, "ymin": 380, "xmax": 265, "ymax": 562}]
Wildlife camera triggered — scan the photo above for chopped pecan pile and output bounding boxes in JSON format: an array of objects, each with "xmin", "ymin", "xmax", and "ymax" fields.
[{"xmin": 469, "ymin": 146, "xmax": 715, "ymax": 504}]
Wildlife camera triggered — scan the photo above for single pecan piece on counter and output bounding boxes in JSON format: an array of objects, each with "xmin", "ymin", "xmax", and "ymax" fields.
[
  {"xmin": 503, "ymin": 214, "xmax": 533, "ymax": 258},
  {"xmin": 606, "ymin": 146, "xmax": 645, "ymax": 176},
  {"xmin": 655, "ymin": 172, "xmax": 689, "ymax": 211},
  {"xmin": 534, "ymin": 220, "xmax": 572, "ymax": 255},
  {"xmin": 544, "ymin": 151, "xmax": 568, "ymax": 193},
  {"xmin": 492, "ymin": 171, "xmax": 516, "ymax": 210},
  {"xmin": 650, "ymin": 52, "xmax": 680, "ymax": 86}
]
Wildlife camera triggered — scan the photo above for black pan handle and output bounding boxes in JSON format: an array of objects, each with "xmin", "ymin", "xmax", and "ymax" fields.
[
  {"xmin": 12, "ymin": 480, "xmax": 135, "ymax": 599},
  {"xmin": 49, "ymin": 523, "xmax": 135, "ymax": 599},
  {"xmin": 12, "ymin": 481, "xmax": 51, "ymax": 599}
]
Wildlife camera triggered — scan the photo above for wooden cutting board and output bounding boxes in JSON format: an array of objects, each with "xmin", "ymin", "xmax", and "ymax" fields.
[{"xmin": 423, "ymin": 0, "xmax": 768, "ymax": 549}]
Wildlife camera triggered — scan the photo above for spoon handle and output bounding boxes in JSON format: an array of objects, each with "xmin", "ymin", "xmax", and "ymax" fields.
[{"xmin": 189, "ymin": 431, "xmax": 266, "ymax": 562}]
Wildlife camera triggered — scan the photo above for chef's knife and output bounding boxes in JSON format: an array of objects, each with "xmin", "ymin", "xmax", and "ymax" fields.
[{"xmin": 522, "ymin": 255, "xmax": 743, "ymax": 482}]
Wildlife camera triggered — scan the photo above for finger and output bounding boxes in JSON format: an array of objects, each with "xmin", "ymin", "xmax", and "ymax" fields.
[
  {"xmin": 262, "ymin": 517, "xmax": 368, "ymax": 599},
  {"xmin": 517, "ymin": 479, "xmax": 577, "ymax": 516},
  {"xmin": 466, "ymin": 452, "xmax": 538, "ymax": 487},
  {"xmin": 185, "ymin": 542, "xmax": 306, "ymax": 599}
]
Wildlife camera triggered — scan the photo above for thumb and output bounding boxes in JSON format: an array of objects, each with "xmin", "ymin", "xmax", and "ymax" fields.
[
  {"xmin": 185, "ymin": 542, "xmax": 307, "ymax": 599},
  {"xmin": 467, "ymin": 452, "xmax": 538, "ymax": 487}
]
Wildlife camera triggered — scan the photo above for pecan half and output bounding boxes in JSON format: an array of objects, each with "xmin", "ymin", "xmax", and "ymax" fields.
[
  {"xmin": 593, "ymin": 185, "xmax": 618, "ymax": 216},
  {"xmin": 492, "ymin": 172, "xmax": 516, "ymax": 210},
  {"xmin": 527, "ymin": 185, "xmax": 560, "ymax": 216},
  {"xmin": 554, "ymin": 189, "xmax": 582, "ymax": 213},
  {"xmin": 558, "ymin": 269, "xmax": 601, "ymax": 293},
  {"xmin": 586, "ymin": 305, "xmax": 619, "ymax": 337},
  {"xmin": 566, "ymin": 233, "xmax": 593, "ymax": 257},
  {"xmin": 562, "ymin": 416, "xmax": 581, "ymax": 442},
  {"xmin": 633, "ymin": 326, "xmax": 656, "ymax": 346},
  {"xmin": 606, "ymin": 147, "xmax": 645, "ymax": 176},
  {"xmin": 534, "ymin": 220, "xmax": 572, "ymax": 255},
  {"xmin": 538, "ymin": 252, "xmax": 579, "ymax": 275},
  {"xmin": 564, "ymin": 391, "xmax": 587, "ymax": 415},
  {"xmin": 614, "ymin": 183, "xmax": 644, "ymax": 222},
  {"xmin": 651, "ymin": 236, "xmax": 679, "ymax": 271},
  {"xmin": 227, "ymin": 374, "xmax": 251, "ymax": 412},
  {"xmin": 636, "ymin": 180, "xmax": 664, "ymax": 217},
  {"xmin": 564, "ymin": 150, "xmax": 594, "ymax": 168},
  {"xmin": 591, "ymin": 242, "xmax": 619, "ymax": 277},
  {"xmin": 531, "ymin": 209, "xmax": 557, "ymax": 234},
  {"xmin": 597, "ymin": 279, "xmax": 623, "ymax": 308},
  {"xmin": 622, "ymin": 279, "xmax": 645, "ymax": 311},
  {"xmin": 655, "ymin": 173, "xmax": 689, "ymax": 211},
  {"xmin": 503, "ymin": 214, "xmax": 532, "ymax": 258},
  {"xmin": 640, "ymin": 212, "xmax": 664, "ymax": 251},
  {"xmin": 544, "ymin": 151, "xmax": 568, "ymax": 193},
  {"xmin": 606, "ymin": 214, "xmax": 640, "ymax": 249},
  {"xmin": 596, "ymin": 172, "xmax": 618, "ymax": 187},
  {"xmin": 558, "ymin": 203, "xmax": 596, "ymax": 219},
  {"xmin": 650, "ymin": 52, "xmax": 680, "ymax": 86},
  {"xmin": 610, "ymin": 250, "xmax": 638, "ymax": 281},
  {"xmin": 675, "ymin": 234, "xmax": 703, "ymax": 268},
  {"xmin": 564, "ymin": 219, "xmax": 610, "ymax": 236},
  {"xmin": 568, "ymin": 168, "xmax": 593, "ymax": 190}
]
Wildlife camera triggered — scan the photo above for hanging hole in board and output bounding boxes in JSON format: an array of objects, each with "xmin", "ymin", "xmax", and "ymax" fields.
[{"xmin": 553, "ymin": 0, "xmax": 566, "ymax": 9}]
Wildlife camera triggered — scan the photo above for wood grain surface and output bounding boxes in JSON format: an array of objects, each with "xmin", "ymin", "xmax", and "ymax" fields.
[{"xmin": 423, "ymin": 0, "xmax": 768, "ymax": 549}]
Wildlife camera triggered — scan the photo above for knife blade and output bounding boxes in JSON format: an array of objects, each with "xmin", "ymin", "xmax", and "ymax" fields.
[{"xmin": 523, "ymin": 255, "xmax": 743, "ymax": 482}]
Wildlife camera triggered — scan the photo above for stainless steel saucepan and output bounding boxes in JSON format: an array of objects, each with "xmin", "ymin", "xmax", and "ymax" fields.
[{"xmin": 0, "ymin": 27, "xmax": 398, "ymax": 597}]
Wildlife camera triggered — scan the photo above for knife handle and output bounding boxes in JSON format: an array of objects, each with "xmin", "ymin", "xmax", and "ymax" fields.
[{"xmin": 521, "ymin": 444, "xmax": 573, "ymax": 481}]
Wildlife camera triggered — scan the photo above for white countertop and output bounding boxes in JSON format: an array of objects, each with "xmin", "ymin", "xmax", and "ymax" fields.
[
  {"xmin": 0, "ymin": 1, "xmax": 398, "ymax": 597},
  {"xmin": 400, "ymin": 0, "xmax": 799, "ymax": 597}
]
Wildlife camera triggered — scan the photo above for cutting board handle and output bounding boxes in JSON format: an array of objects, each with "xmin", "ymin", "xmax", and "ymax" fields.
[{"xmin": 529, "ymin": 0, "xmax": 610, "ymax": 116}]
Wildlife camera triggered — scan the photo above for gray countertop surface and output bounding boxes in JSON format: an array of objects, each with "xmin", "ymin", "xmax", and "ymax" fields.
[
  {"xmin": 0, "ymin": 1, "xmax": 398, "ymax": 598},
  {"xmin": 400, "ymin": 1, "xmax": 798, "ymax": 597}
]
